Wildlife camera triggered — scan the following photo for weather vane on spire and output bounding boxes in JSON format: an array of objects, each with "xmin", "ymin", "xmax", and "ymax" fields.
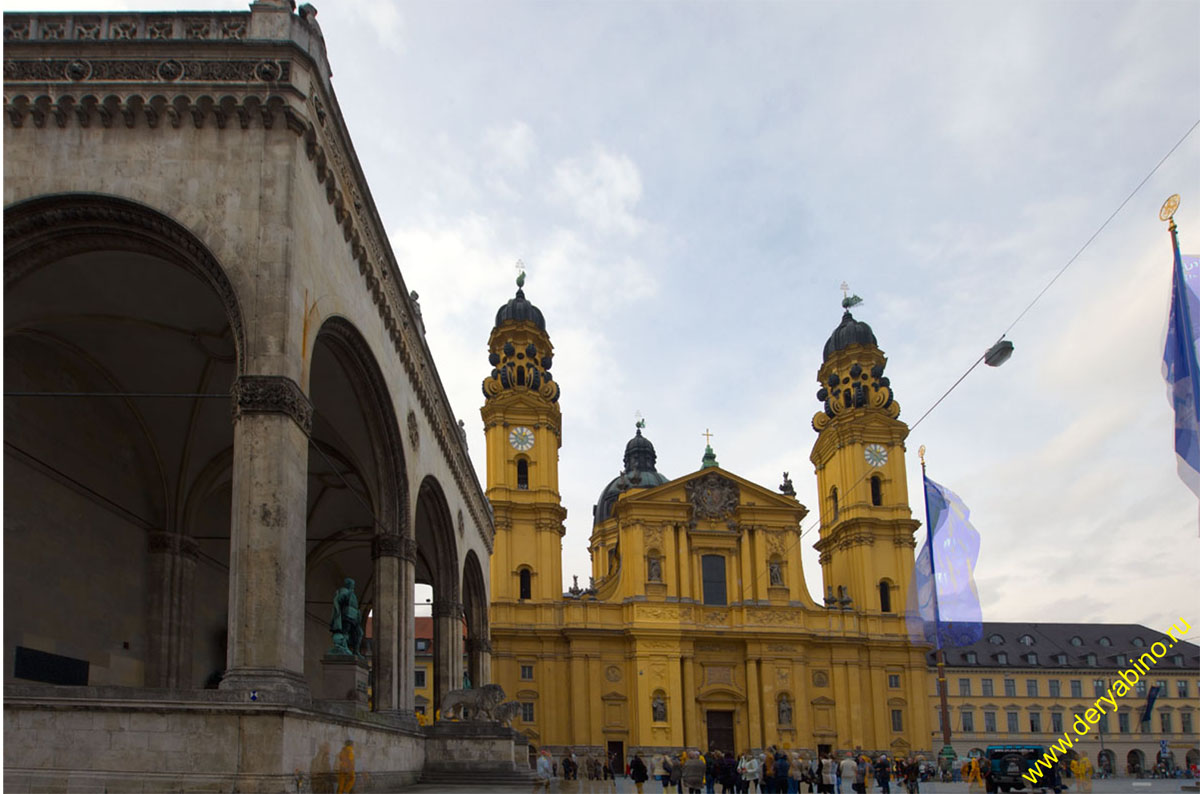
[
  {"xmin": 840, "ymin": 281, "xmax": 863, "ymax": 310},
  {"xmin": 515, "ymin": 259, "xmax": 526, "ymax": 289}
]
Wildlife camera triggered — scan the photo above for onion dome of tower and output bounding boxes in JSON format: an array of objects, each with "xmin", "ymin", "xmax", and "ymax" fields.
[
  {"xmin": 822, "ymin": 309, "xmax": 877, "ymax": 362},
  {"xmin": 494, "ymin": 271, "xmax": 545, "ymax": 331},
  {"xmin": 482, "ymin": 271, "xmax": 559, "ymax": 403},
  {"xmin": 812, "ymin": 293, "xmax": 900, "ymax": 428},
  {"xmin": 593, "ymin": 422, "xmax": 669, "ymax": 525}
]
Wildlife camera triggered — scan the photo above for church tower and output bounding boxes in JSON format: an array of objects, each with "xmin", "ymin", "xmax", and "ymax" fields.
[
  {"xmin": 810, "ymin": 298, "xmax": 920, "ymax": 616},
  {"xmin": 482, "ymin": 274, "xmax": 566, "ymax": 602}
]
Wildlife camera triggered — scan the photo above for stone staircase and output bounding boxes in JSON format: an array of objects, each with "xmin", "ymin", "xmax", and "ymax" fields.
[{"xmin": 417, "ymin": 765, "xmax": 539, "ymax": 786}]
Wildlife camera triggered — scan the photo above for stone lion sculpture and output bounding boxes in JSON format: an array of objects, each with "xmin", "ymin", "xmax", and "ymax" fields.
[
  {"xmin": 439, "ymin": 683, "xmax": 506, "ymax": 721},
  {"xmin": 492, "ymin": 700, "xmax": 521, "ymax": 728}
]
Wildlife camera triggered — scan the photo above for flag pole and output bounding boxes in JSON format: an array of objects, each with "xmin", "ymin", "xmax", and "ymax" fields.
[
  {"xmin": 1167, "ymin": 204, "xmax": 1200, "ymax": 436},
  {"xmin": 1163, "ymin": 196, "xmax": 1200, "ymax": 535},
  {"xmin": 920, "ymin": 445, "xmax": 955, "ymax": 773}
]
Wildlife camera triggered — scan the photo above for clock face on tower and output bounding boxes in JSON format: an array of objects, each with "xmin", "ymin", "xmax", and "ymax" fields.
[
  {"xmin": 508, "ymin": 426, "xmax": 535, "ymax": 451},
  {"xmin": 864, "ymin": 443, "xmax": 888, "ymax": 468}
]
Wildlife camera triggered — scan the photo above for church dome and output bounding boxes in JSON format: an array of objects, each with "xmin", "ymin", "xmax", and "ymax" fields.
[
  {"xmin": 822, "ymin": 310, "xmax": 877, "ymax": 361},
  {"xmin": 593, "ymin": 425, "xmax": 669, "ymax": 525},
  {"xmin": 494, "ymin": 286, "xmax": 546, "ymax": 331}
]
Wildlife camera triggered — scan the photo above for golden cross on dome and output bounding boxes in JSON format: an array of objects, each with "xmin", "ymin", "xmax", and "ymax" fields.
[
  {"xmin": 515, "ymin": 259, "xmax": 526, "ymax": 288},
  {"xmin": 840, "ymin": 281, "xmax": 850, "ymax": 301},
  {"xmin": 702, "ymin": 428, "xmax": 713, "ymax": 445}
]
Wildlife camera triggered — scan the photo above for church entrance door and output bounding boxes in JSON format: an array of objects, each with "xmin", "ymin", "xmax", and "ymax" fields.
[{"xmin": 706, "ymin": 710, "xmax": 734, "ymax": 755}]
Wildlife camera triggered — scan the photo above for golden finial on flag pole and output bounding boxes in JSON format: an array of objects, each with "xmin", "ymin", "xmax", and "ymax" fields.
[{"xmin": 1162, "ymin": 194, "xmax": 1181, "ymax": 233}]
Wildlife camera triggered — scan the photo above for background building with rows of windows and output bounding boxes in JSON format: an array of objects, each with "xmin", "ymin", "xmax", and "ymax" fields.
[{"xmin": 930, "ymin": 623, "xmax": 1200, "ymax": 776}]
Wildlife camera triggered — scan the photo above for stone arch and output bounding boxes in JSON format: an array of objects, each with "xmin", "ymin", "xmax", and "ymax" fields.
[
  {"xmin": 1127, "ymin": 749, "xmax": 1144, "ymax": 775},
  {"xmin": 462, "ymin": 549, "xmax": 489, "ymax": 689},
  {"xmin": 415, "ymin": 474, "xmax": 460, "ymax": 709},
  {"xmin": 5, "ymin": 193, "xmax": 246, "ymax": 373},
  {"xmin": 304, "ymin": 316, "xmax": 409, "ymax": 711},
  {"xmin": 4, "ymin": 192, "xmax": 245, "ymax": 690}
]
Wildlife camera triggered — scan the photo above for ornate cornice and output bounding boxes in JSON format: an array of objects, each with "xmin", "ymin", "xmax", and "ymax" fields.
[
  {"xmin": 4, "ymin": 58, "xmax": 292, "ymax": 86},
  {"xmin": 230, "ymin": 374, "xmax": 313, "ymax": 434},
  {"xmin": 3, "ymin": 14, "xmax": 494, "ymax": 549},
  {"xmin": 3, "ymin": 13, "xmax": 256, "ymax": 44}
]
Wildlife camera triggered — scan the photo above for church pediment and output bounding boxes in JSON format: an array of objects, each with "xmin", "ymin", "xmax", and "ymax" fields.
[{"xmin": 619, "ymin": 466, "xmax": 808, "ymax": 525}]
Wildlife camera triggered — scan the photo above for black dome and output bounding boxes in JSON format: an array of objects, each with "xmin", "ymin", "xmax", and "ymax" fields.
[
  {"xmin": 822, "ymin": 310, "xmax": 876, "ymax": 361},
  {"xmin": 494, "ymin": 288, "xmax": 546, "ymax": 331},
  {"xmin": 593, "ymin": 427, "xmax": 669, "ymax": 525},
  {"xmin": 624, "ymin": 429, "xmax": 657, "ymax": 472}
]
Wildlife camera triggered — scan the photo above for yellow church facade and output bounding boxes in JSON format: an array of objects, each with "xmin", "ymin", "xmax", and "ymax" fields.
[{"xmin": 484, "ymin": 280, "xmax": 935, "ymax": 759}]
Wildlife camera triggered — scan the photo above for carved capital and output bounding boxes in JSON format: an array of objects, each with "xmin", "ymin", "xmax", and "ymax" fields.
[
  {"xmin": 371, "ymin": 533, "xmax": 406, "ymax": 560},
  {"xmin": 231, "ymin": 374, "xmax": 312, "ymax": 434},
  {"xmin": 147, "ymin": 530, "xmax": 200, "ymax": 560},
  {"xmin": 431, "ymin": 601, "xmax": 465, "ymax": 619}
]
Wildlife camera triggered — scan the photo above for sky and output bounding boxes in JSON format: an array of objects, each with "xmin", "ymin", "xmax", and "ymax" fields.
[{"xmin": 19, "ymin": 0, "xmax": 1200, "ymax": 633}]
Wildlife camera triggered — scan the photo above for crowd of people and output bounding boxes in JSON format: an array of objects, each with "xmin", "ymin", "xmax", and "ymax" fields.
[{"xmin": 533, "ymin": 747, "xmax": 928, "ymax": 794}]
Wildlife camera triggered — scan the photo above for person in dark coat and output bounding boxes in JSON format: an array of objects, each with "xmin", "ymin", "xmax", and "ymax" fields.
[
  {"xmin": 774, "ymin": 752, "xmax": 790, "ymax": 794},
  {"xmin": 631, "ymin": 753, "xmax": 650, "ymax": 794},
  {"xmin": 874, "ymin": 756, "xmax": 891, "ymax": 794}
]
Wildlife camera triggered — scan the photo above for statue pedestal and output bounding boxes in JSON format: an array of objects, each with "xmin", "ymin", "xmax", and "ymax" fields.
[{"xmin": 319, "ymin": 654, "xmax": 368, "ymax": 704}]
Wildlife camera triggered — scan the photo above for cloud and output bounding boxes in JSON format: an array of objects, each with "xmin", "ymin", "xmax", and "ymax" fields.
[
  {"xmin": 338, "ymin": 0, "xmax": 405, "ymax": 53},
  {"xmin": 550, "ymin": 148, "xmax": 645, "ymax": 236},
  {"xmin": 483, "ymin": 121, "xmax": 536, "ymax": 173}
]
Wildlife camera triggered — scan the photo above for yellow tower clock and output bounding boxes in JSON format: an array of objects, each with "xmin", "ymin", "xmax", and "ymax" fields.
[
  {"xmin": 810, "ymin": 293, "xmax": 920, "ymax": 615},
  {"xmin": 482, "ymin": 273, "xmax": 566, "ymax": 603}
]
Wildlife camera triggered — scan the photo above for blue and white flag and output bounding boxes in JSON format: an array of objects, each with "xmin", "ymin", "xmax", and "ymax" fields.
[
  {"xmin": 906, "ymin": 476, "xmax": 983, "ymax": 648},
  {"xmin": 1162, "ymin": 237, "xmax": 1200, "ymax": 520}
]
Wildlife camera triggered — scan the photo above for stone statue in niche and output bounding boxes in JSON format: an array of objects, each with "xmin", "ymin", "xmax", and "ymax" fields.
[
  {"xmin": 647, "ymin": 555, "xmax": 662, "ymax": 582},
  {"xmin": 329, "ymin": 577, "xmax": 363, "ymax": 656},
  {"xmin": 778, "ymin": 693, "xmax": 793, "ymax": 725},
  {"xmin": 652, "ymin": 694, "xmax": 667, "ymax": 722},
  {"xmin": 769, "ymin": 560, "xmax": 784, "ymax": 586}
]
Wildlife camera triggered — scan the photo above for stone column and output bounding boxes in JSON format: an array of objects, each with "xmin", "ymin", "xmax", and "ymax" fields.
[
  {"xmin": 398, "ymin": 542, "xmax": 416, "ymax": 712},
  {"xmin": 432, "ymin": 600, "xmax": 463, "ymax": 710},
  {"xmin": 746, "ymin": 658, "xmax": 763, "ymax": 751},
  {"xmin": 570, "ymin": 652, "xmax": 591, "ymax": 746},
  {"xmin": 371, "ymin": 533, "xmax": 403, "ymax": 714},
  {"xmin": 682, "ymin": 655, "xmax": 697, "ymax": 748},
  {"xmin": 219, "ymin": 375, "xmax": 311, "ymax": 701},
  {"xmin": 146, "ymin": 531, "xmax": 200, "ymax": 689}
]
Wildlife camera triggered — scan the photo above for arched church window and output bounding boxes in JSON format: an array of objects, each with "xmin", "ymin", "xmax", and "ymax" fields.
[
  {"xmin": 870, "ymin": 475, "xmax": 883, "ymax": 506},
  {"xmin": 879, "ymin": 580, "xmax": 893, "ymax": 613},
  {"xmin": 519, "ymin": 568, "xmax": 532, "ymax": 600},
  {"xmin": 830, "ymin": 487, "xmax": 839, "ymax": 521},
  {"xmin": 517, "ymin": 459, "xmax": 529, "ymax": 490}
]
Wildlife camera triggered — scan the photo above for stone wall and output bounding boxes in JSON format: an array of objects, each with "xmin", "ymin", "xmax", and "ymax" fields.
[{"xmin": 3, "ymin": 688, "xmax": 425, "ymax": 793}]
